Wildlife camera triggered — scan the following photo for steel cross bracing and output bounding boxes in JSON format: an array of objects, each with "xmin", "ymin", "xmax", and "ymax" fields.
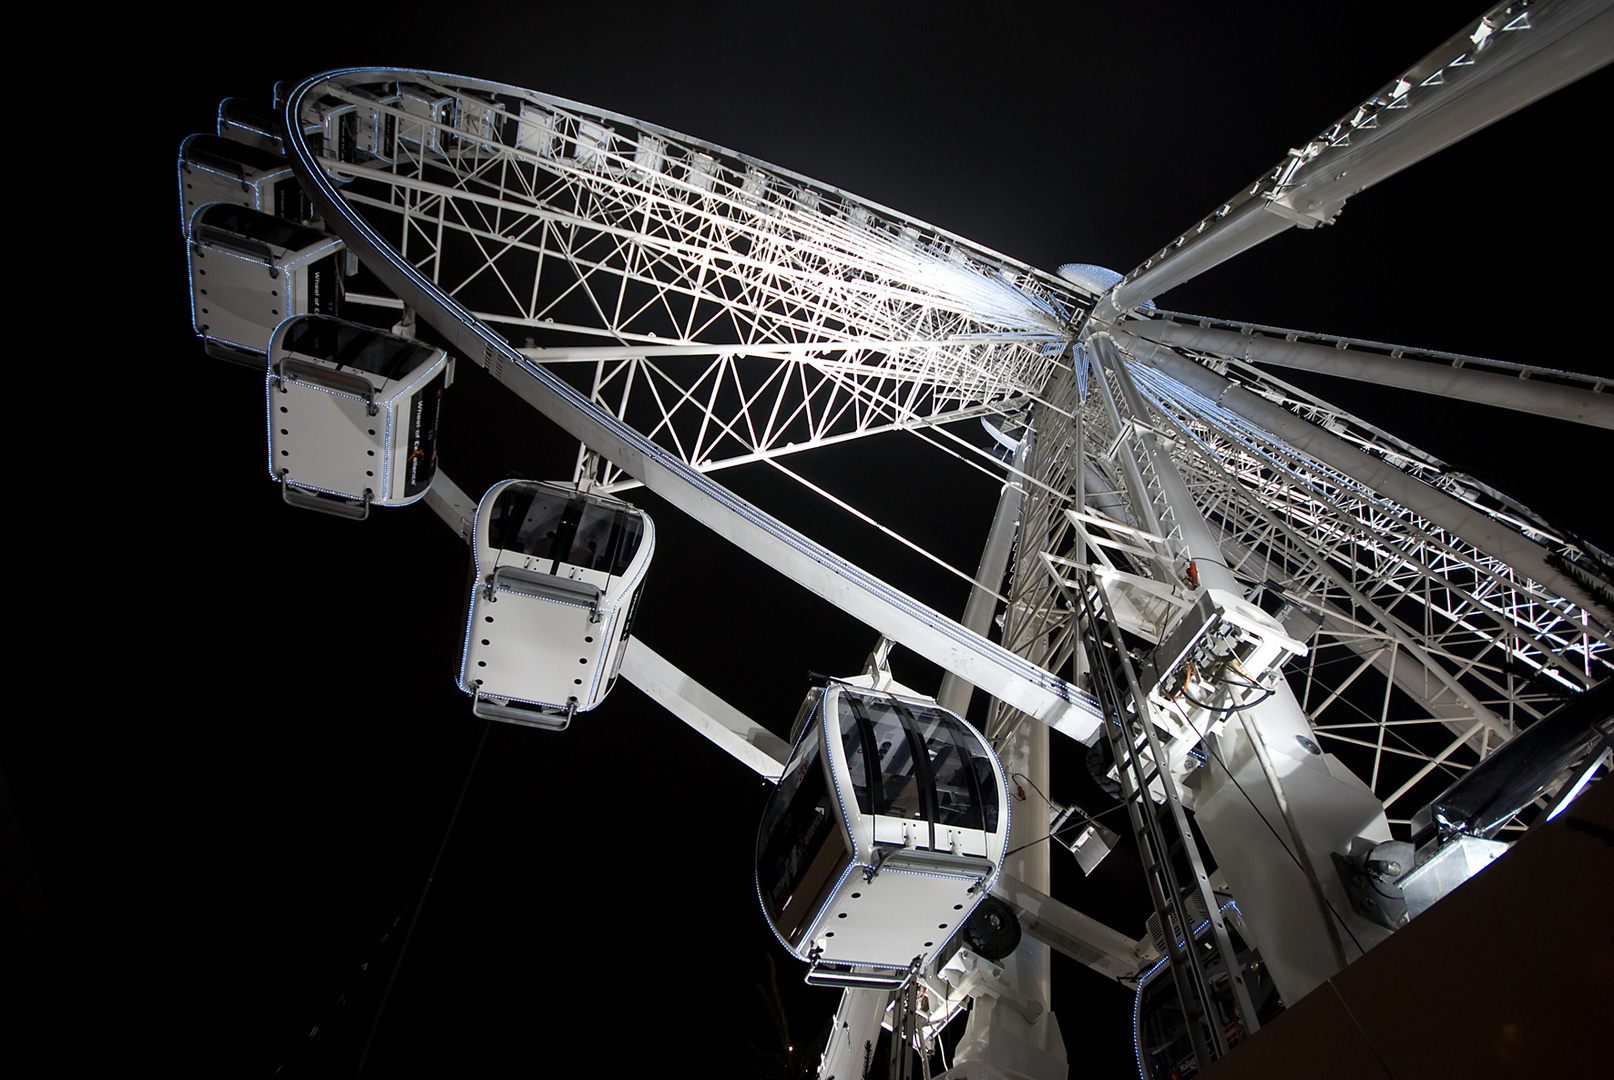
[
  {"xmin": 280, "ymin": 61, "xmax": 1614, "ymax": 896},
  {"xmin": 1122, "ymin": 359, "xmax": 1610, "ymax": 819},
  {"xmin": 188, "ymin": 27, "xmax": 1614, "ymax": 1075},
  {"xmin": 285, "ymin": 69, "xmax": 1108, "ymax": 743},
  {"xmin": 983, "ymin": 328, "xmax": 1611, "ymax": 833},
  {"xmin": 314, "ymin": 71, "xmax": 1083, "ymax": 489},
  {"xmin": 1119, "ymin": 352, "xmax": 1611, "ymax": 688},
  {"xmin": 526, "ymin": 345, "xmax": 1039, "ymax": 495},
  {"xmin": 1130, "ymin": 323, "xmax": 1612, "ymax": 561}
]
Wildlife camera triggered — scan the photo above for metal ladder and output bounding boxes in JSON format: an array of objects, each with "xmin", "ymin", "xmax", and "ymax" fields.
[{"xmin": 1077, "ymin": 580, "xmax": 1259, "ymax": 1073}]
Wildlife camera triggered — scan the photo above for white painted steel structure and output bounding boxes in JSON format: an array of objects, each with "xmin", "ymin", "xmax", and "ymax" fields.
[
  {"xmin": 280, "ymin": 68, "xmax": 1107, "ymax": 746},
  {"xmin": 184, "ymin": 5, "xmax": 1614, "ymax": 1073}
]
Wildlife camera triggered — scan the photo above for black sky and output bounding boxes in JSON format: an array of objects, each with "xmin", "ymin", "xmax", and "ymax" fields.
[{"xmin": 12, "ymin": 3, "xmax": 1611, "ymax": 1076}]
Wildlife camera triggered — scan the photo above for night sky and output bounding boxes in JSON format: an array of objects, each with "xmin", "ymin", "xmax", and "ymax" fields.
[{"xmin": 12, "ymin": 3, "xmax": 1610, "ymax": 1076}]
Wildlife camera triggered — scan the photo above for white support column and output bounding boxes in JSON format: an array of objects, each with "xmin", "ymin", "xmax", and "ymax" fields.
[
  {"xmin": 944, "ymin": 706, "xmax": 1069, "ymax": 1080},
  {"xmin": 943, "ymin": 422, "xmax": 1069, "ymax": 1080},
  {"xmin": 1089, "ymin": 333, "xmax": 1395, "ymax": 1004}
]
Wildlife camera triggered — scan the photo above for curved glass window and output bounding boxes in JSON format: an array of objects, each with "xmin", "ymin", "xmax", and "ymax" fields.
[
  {"xmin": 487, "ymin": 485, "xmax": 644, "ymax": 576},
  {"xmin": 757, "ymin": 734, "xmax": 849, "ymax": 942},
  {"xmin": 838, "ymin": 698, "xmax": 876, "ymax": 816},
  {"xmin": 932, "ymin": 710, "xmax": 997, "ymax": 832},
  {"xmin": 573, "ymin": 500, "xmax": 644, "ymax": 575},
  {"xmin": 835, "ymin": 691, "xmax": 999, "ymax": 837},
  {"xmin": 282, "ymin": 317, "xmax": 436, "ymax": 381},
  {"xmin": 198, "ymin": 203, "xmax": 328, "ymax": 252}
]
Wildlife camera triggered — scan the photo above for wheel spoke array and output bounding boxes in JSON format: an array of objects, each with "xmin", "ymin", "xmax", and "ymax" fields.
[
  {"xmin": 316, "ymin": 72, "xmax": 1085, "ymax": 486},
  {"xmin": 294, "ymin": 65, "xmax": 1612, "ymax": 843},
  {"xmin": 988, "ymin": 332, "xmax": 1610, "ymax": 829}
]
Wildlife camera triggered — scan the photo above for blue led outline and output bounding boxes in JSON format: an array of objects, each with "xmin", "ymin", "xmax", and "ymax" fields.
[
  {"xmin": 1132, "ymin": 955, "xmax": 1169, "ymax": 1080},
  {"xmin": 454, "ymin": 576, "xmax": 483, "ymax": 697},
  {"xmin": 754, "ymin": 690, "xmax": 836, "ymax": 958},
  {"xmin": 1131, "ymin": 899, "xmax": 1242, "ymax": 1080},
  {"xmin": 792, "ymin": 690, "xmax": 860, "ymax": 958},
  {"xmin": 273, "ymin": 478, "xmax": 369, "ymax": 502},
  {"xmin": 584, "ymin": 607, "xmax": 619, "ymax": 703},
  {"xmin": 381, "ymin": 398, "xmax": 394, "ymax": 497},
  {"xmin": 264, "ymin": 319, "xmax": 298, "ymax": 484},
  {"xmin": 859, "ymin": 865, "xmax": 984, "ymax": 884},
  {"xmin": 281, "ymin": 68, "xmax": 1104, "ymax": 732},
  {"xmin": 175, "ymin": 161, "xmax": 191, "ymax": 236},
  {"xmin": 992, "ymin": 746, "xmax": 1011, "ymax": 892},
  {"xmin": 263, "ymin": 370, "xmax": 277, "ymax": 483}
]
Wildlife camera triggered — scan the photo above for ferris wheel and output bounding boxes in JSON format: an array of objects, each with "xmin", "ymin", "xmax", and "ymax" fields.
[{"xmin": 179, "ymin": 4, "xmax": 1614, "ymax": 1075}]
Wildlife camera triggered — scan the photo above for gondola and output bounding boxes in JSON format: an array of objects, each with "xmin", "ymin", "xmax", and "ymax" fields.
[
  {"xmin": 458, "ymin": 479, "xmax": 653, "ymax": 729},
  {"xmin": 266, "ymin": 313, "xmax": 450, "ymax": 518},
  {"xmin": 757, "ymin": 681, "xmax": 1010, "ymax": 987},
  {"xmin": 188, "ymin": 203, "xmax": 345, "ymax": 365}
]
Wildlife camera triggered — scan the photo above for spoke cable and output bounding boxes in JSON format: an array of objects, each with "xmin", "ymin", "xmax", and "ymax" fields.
[{"xmin": 357, "ymin": 718, "xmax": 495, "ymax": 1075}]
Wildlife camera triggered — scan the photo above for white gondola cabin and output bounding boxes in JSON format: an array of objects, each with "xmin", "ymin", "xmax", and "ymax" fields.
[
  {"xmin": 756, "ymin": 683, "xmax": 1010, "ymax": 988},
  {"xmin": 306, "ymin": 85, "xmax": 400, "ymax": 168},
  {"xmin": 188, "ymin": 203, "xmax": 345, "ymax": 365},
  {"xmin": 395, "ymin": 83, "xmax": 457, "ymax": 156},
  {"xmin": 458, "ymin": 480, "xmax": 654, "ymax": 730},
  {"xmin": 177, "ymin": 132, "xmax": 308, "ymax": 233},
  {"xmin": 267, "ymin": 315, "xmax": 450, "ymax": 519}
]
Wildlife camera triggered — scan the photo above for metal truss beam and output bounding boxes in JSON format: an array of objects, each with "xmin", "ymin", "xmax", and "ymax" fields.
[
  {"xmin": 618, "ymin": 639, "xmax": 792, "ymax": 780},
  {"xmin": 1103, "ymin": 0, "xmax": 1614, "ymax": 315},
  {"xmin": 1113, "ymin": 325, "xmax": 1614, "ymax": 629},
  {"xmin": 284, "ymin": 72, "xmax": 1105, "ymax": 742}
]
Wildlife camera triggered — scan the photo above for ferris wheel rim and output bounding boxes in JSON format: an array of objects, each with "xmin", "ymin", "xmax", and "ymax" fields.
[
  {"xmin": 277, "ymin": 65, "xmax": 1108, "ymax": 741},
  {"xmin": 275, "ymin": 64, "xmax": 1607, "ymax": 839}
]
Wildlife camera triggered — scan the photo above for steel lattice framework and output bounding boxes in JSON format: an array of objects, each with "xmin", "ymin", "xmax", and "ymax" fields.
[
  {"xmin": 320, "ymin": 72, "xmax": 1079, "ymax": 490},
  {"xmin": 1099, "ymin": 346, "xmax": 1606, "ymax": 822},
  {"xmin": 172, "ymin": 13, "xmax": 1614, "ymax": 1064},
  {"xmin": 981, "ymin": 336, "xmax": 1609, "ymax": 831},
  {"xmin": 296, "ymin": 63, "xmax": 1612, "ymax": 839}
]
